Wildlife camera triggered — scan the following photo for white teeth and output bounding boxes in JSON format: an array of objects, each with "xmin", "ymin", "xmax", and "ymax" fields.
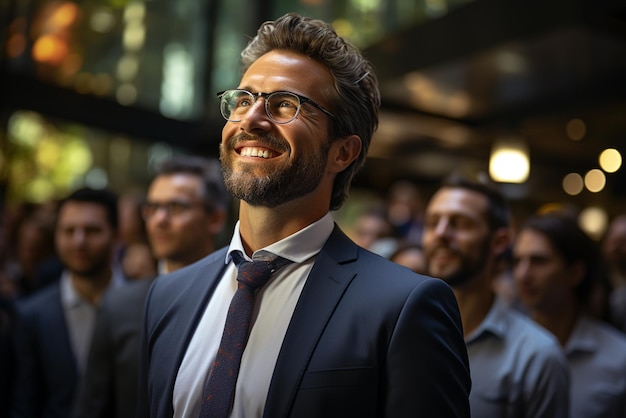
[{"xmin": 241, "ymin": 147, "xmax": 271, "ymax": 158}]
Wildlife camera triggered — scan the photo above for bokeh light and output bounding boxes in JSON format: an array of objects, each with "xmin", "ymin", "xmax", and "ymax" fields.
[
  {"xmin": 584, "ymin": 169, "xmax": 606, "ymax": 193},
  {"xmin": 562, "ymin": 173, "xmax": 583, "ymax": 196},
  {"xmin": 599, "ymin": 148, "xmax": 622, "ymax": 173}
]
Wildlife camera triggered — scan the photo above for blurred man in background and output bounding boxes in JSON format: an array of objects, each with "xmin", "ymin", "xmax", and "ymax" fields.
[
  {"xmin": 74, "ymin": 155, "xmax": 229, "ymax": 418},
  {"xmin": 12, "ymin": 187, "xmax": 123, "ymax": 418}
]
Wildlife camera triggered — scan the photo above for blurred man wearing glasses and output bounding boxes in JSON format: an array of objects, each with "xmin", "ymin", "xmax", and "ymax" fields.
[{"xmin": 74, "ymin": 155, "xmax": 229, "ymax": 418}]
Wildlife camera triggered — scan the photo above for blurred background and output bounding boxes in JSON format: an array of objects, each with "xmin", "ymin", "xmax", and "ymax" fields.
[{"xmin": 1, "ymin": 0, "xmax": 625, "ymax": 240}]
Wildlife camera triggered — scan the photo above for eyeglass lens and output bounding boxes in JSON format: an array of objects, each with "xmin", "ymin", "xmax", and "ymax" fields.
[
  {"xmin": 141, "ymin": 201, "xmax": 198, "ymax": 219},
  {"xmin": 220, "ymin": 90, "xmax": 301, "ymax": 123}
]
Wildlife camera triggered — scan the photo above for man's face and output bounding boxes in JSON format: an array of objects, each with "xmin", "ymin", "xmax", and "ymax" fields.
[
  {"xmin": 513, "ymin": 229, "xmax": 573, "ymax": 312},
  {"xmin": 55, "ymin": 201, "xmax": 116, "ymax": 277},
  {"xmin": 422, "ymin": 187, "xmax": 493, "ymax": 287},
  {"xmin": 603, "ymin": 218, "xmax": 626, "ymax": 271},
  {"xmin": 219, "ymin": 50, "xmax": 336, "ymax": 208},
  {"xmin": 144, "ymin": 173, "xmax": 217, "ymax": 265}
]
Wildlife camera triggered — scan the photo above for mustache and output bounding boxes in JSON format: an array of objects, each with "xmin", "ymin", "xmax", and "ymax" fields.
[
  {"xmin": 427, "ymin": 241, "xmax": 460, "ymax": 255},
  {"xmin": 228, "ymin": 132, "xmax": 290, "ymax": 153}
]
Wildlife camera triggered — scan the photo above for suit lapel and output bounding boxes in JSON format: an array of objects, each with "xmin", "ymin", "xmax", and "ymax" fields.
[
  {"xmin": 159, "ymin": 249, "xmax": 229, "ymax": 403},
  {"xmin": 264, "ymin": 226, "xmax": 359, "ymax": 418}
]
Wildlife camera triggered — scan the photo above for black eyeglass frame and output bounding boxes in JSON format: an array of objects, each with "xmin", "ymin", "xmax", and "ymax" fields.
[
  {"xmin": 140, "ymin": 201, "xmax": 208, "ymax": 220},
  {"xmin": 217, "ymin": 89, "xmax": 336, "ymax": 124}
]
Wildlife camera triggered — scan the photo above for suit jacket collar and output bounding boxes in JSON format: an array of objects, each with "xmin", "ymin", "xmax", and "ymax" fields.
[
  {"xmin": 264, "ymin": 225, "xmax": 359, "ymax": 418},
  {"xmin": 164, "ymin": 249, "xmax": 229, "ymax": 402}
]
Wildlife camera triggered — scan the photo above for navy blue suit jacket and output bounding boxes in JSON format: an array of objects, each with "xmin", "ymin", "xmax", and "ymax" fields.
[
  {"xmin": 138, "ymin": 226, "xmax": 471, "ymax": 417},
  {"xmin": 12, "ymin": 283, "xmax": 77, "ymax": 418}
]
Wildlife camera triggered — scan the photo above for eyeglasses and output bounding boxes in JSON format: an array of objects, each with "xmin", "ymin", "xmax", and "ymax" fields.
[
  {"xmin": 141, "ymin": 201, "xmax": 205, "ymax": 220},
  {"xmin": 217, "ymin": 89, "xmax": 336, "ymax": 124}
]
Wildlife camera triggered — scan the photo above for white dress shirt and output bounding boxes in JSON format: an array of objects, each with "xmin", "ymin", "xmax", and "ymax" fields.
[
  {"xmin": 174, "ymin": 213, "xmax": 334, "ymax": 418},
  {"xmin": 59, "ymin": 268, "xmax": 125, "ymax": 374}
]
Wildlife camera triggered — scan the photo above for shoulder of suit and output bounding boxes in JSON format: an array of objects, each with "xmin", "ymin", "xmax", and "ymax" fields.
[{"xmin": 16, "ymin": 282, "xmax": 61, "ymax": 314}]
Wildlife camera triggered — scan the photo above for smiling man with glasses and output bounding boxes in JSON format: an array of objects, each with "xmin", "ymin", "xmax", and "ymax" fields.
[{"xmin": 138, "ymin": 13, "xmax": 470, "ymax": 418}]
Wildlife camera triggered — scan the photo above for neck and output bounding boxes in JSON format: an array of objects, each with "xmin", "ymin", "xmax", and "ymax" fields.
[
  {"xmin": 448, "ymin": 268, "xmax": 498, "ymax": 338},
  {"xmin": 168, "ymin": 243, "xmax": 215, "ymax": 273},
  {"xmin": 532, "ymin": 298, "xmax": 579, "ymax": 346},
  {"xmin": 70, "ymin": 268, "xmax": 113, "ymax": 305},
  {"xmin": 453, "ymin": 286, "xmax": 495, "ymax": 338},
  {"xmin": 238, "ymin": 200, "xmax": 328, "ymax": 255}
]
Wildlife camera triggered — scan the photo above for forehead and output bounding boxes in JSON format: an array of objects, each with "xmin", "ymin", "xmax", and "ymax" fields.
[
  {"xmin": 57, "ymin": 201, "xmax": 109, "ymax": 225},
  {"xmin": 426, "ymin": 187, "xmax": 488, "ymax": 219},
  {"xmin": 148, "ymin": 173, "xmax": 203, "ymax": 200},
  {"xmin": 515, "ymin": 229, "xmax": 555, "ymax": 255},
  {"xmin": 240, "ymin": 50, "xmax": 334, "ymax": 103}
]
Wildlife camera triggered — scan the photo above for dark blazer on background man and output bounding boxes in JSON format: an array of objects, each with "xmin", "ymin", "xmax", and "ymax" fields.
[
  {"xmin": 138, "ymin": 226, "xmax": 471, "ymax": 418},
  {"xmin": 73, "ymin": 278, "xmax": 155, "ymax": 418},
  {"xmin": 12, "ymin": 283, "xmax": 77, "ymax": 418}
]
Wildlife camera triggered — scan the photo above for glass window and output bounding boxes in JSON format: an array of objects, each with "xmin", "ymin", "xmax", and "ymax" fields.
[
  {"xmin": 5, "ymin": 0, "xmax": 213, "ymax": 120},
  {"xmin": 3, "ymin": 109, "xmax": 182, "ymax": 204}
]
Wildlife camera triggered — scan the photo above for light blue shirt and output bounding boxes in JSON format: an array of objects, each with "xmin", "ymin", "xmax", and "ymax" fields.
[
  {"xmin": 466, "ymin": 296, "xmax": 570, "ymax": 418},
  {"xmin": 566, "ymin": 315, "xmax": 626, "ymax": 418}
]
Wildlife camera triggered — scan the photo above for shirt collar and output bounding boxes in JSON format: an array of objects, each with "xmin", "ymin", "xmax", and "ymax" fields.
[
  {"xmin": 564, "ymin": 315, "xmax": 597, "ymax": 355},
  {"xmin": 60, "ymin": 268, "xmax": 126, "ymax": 309},
  {"xmin": 60, "ymin": 270, "xmax": 84, "ymax": 309},
  {"xmin": 466, "ymin": 295, "xmax": 508, "ymax": 343},
  {"xmin": 226, "ymin": 212, "xmax": 335, "ymax": 264}
]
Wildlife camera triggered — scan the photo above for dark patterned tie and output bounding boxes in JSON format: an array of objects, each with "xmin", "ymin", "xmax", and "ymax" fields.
[{"xmin": 199, "ymin": 251, "xmax": 291, "ymax": 418}]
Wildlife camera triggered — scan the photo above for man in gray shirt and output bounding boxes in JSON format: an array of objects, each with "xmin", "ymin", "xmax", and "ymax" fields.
[{"xmin": 422, "ymin": 173, "xmax": 569, "ymax": 418}]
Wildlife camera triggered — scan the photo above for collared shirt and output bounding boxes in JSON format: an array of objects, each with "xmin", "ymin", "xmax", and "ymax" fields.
[
  {"xmin": 174, "ymin": 213, "xmax": 335, "ymax": 418},
  {"xmin": 565, "ymin": 314, "xmax": 626, "ymax": 418},
  {"xmin": 60, "ymin": 268, "xmax": 125, "ymax": 374},
  {"xmin": 466, "ymin": 296, "xmax": 570, "ymax": 418},
  {"xmin": 157, "ymin": 259, "xmax": 169, "ymax": 275}
]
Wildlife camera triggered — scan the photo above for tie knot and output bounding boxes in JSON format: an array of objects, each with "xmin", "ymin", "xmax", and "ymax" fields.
[{"xmin": 231, "ymin": 252, "xmax": 291, "ymax": 290}]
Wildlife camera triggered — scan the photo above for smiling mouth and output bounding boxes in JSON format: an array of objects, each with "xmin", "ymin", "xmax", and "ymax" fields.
[{"xmin": 238, "ymin": 146, "xmax": 279, "ymax": 159}]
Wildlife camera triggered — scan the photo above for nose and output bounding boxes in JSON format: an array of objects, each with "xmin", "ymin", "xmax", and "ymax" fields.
[
  {"xmin": 238, "ymin": 97, "xmax": 272, "ymax": 132},
  {"xmin": 149, "ymin": 207, "xmax": 170, "ymax": 224},
  {"xmin": 433, "ymin": 218, "xmax": 451, "ymax": 238},
  {"xmin": 72, "ymin": 229, "xmax": 87, "ymax": 245},
  {"xmin": 514, "ymin": 258, "xmax": 530, "ymax": 281}
]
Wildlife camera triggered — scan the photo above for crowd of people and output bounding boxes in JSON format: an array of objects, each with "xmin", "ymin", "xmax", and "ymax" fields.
[{"xmin": 1, "ymin": 11, "xmax": 626, "ymax": 418}]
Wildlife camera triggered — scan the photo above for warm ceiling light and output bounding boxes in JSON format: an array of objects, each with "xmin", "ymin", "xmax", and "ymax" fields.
[
  {"xmin": 599, "ymin": 148, "xmax": 622, "ymax": 173},
  {"xmin": 579, "ymin": 206, "xmax": 608, "ymax": 240},
  {"xmin": 489, "ymin": 137, "xmax": 529, "ymax": 183},
  {"xmin": 32, "ymin": 34, "xmax": 68, "ymax": 64},
  {"xmin": 562, "ymin": 173, "xmax": 583, "ymax": 196},
  {"xmin": 584, "ymin": 169, "xmax": 606, "ymax": 193},
  {"xmin": 566, "ymin": 118, "xmax": 586, "ymax": 141}
]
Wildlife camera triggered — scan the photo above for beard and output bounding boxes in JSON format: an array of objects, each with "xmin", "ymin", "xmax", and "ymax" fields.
[
  {"xmin": 425, "ymin": 238, "xmax": 491, "ymax": 287},
  {"xmin": 62, "ymin": 253, "xmax": 111, "ymax": 279},
  {"xmin": 220, "ymin": 132, "xmax": 330, "ymax": 208}
]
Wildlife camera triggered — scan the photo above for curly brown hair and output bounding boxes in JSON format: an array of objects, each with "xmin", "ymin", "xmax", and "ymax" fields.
[{"xmin": 240, "ymin": 13, "xmax": 380, "ymax": 210}]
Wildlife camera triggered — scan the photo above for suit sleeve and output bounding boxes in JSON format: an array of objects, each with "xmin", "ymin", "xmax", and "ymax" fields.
[
  {"xmin": 385, "ymin": 278, "xmax": 471, "ymax": 417},
  {"xmin": 136, "ymin": 279, "xmax": 156, "ymax": 418},
  {"xmin": 72, "ymin": 302, "xmax": 115, "ymax": 418},
  {"xmin": 11, "ymin": 306, "xmax": 43, "ymax": 418}
]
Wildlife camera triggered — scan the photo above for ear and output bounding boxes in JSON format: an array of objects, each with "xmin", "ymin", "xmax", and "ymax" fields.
[
  {"xmin": 568, "ymin": 260, "xmax": 586, "ymax": 288},
  {"xmin": 328, "ymin": 135, "xmax": 362, "ymax": 174},
  {"xmin": 206, "ymin": 208, "xmax": 228, "ymax": 236},
  {"xmin": 491, "ymin": 226, "xmax": 512, "ymax": 258}
]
